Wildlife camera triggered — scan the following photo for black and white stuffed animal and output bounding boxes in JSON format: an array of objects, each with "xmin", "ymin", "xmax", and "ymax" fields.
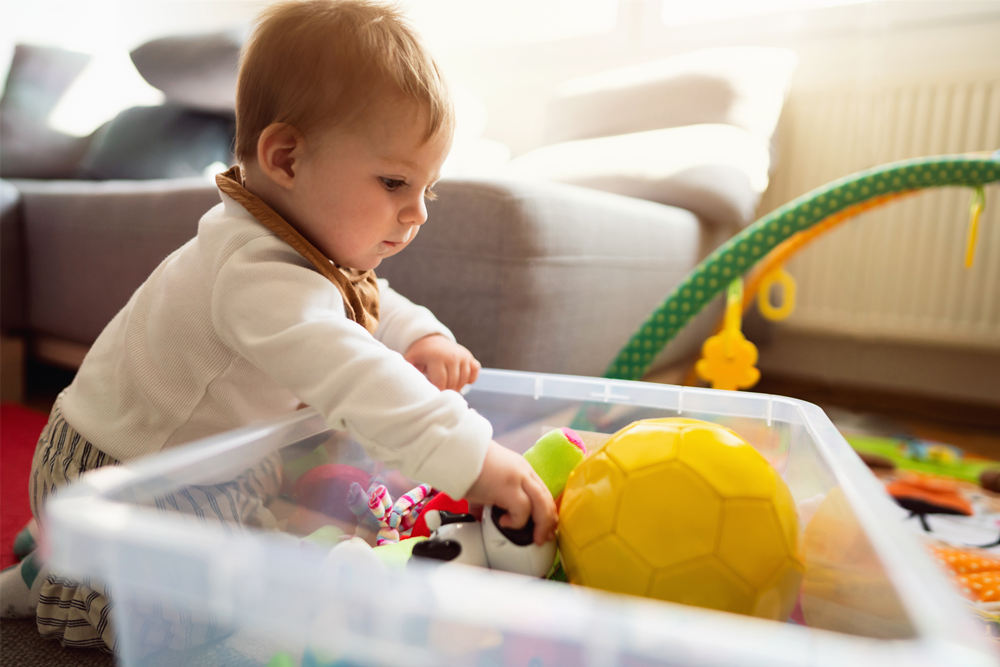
[{"xmin": 411, "ymin": 507, "xmax": 557, "ymax": 578}]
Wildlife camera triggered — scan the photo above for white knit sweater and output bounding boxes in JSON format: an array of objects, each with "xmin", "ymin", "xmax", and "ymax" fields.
[{"xmin": 59, "ymin": 189, "xmax": 491, "ymax": 498}]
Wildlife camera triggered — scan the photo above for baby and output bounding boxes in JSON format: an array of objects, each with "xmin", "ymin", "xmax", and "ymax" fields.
[{"xmin": 3, "ymin": 0, "xmax": 556, "ymax": 653}]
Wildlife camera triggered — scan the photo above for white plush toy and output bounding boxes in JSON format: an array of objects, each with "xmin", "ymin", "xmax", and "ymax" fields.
[{"xmin": 410, "ymin": 427, "xmax": 588, "ymax": 577}]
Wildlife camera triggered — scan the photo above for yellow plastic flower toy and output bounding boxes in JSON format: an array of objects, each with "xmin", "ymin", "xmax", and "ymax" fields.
[{"xmin": 695, "ymin": 279, "xmax": 760, "ymax": 391}]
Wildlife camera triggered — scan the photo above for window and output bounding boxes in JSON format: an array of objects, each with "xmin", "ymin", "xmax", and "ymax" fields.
[
  {"xmin": 398, "ymin": 0, "xmax": 619, "ymax": 46},
  {"xmin": 659, "ymin": 0, "xmax": 870, "ymax": 26}
]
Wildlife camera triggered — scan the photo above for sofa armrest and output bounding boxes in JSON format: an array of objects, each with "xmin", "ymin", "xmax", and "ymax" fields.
[
  {"xmin": 12, "ymin": 177, "xmax": 219, "ymax": 347},
  {"xmin": 378, "ymin": 177, "xmax": 719, "ymax": 378}
]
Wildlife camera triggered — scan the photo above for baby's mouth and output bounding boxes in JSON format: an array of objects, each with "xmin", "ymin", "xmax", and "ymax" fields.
[{"xmin": 385, "ymin": 232, "xmax": 414, "ymax": 247}]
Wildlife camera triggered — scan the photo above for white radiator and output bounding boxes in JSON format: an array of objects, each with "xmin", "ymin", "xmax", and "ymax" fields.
[{"xmin": 757, "ymin": 76, "xmax": 1000, "ymax": 350}]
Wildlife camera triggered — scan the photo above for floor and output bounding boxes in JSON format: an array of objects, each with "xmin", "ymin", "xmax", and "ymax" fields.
[{"xmin": 754, "ymin": 373, "xmax": 1000, "ymax": 461}]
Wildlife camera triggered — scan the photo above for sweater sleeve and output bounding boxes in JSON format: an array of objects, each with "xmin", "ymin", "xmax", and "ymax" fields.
[
  {"xmin": 210, "ymin": 239, "xmax": 489, "ymax": 497},
  {"xmin": 373, "ymin": 278, "xmax": 455, "ymax": 353}
]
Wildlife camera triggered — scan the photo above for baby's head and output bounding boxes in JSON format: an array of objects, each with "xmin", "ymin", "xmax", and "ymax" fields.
[
  {"xmin": 235, "ymin": 0, "xmax": 453, "ymax": 165},
  {"xmin": 234, "ymin": 0, "xmax": 455, "ymax": 270}
]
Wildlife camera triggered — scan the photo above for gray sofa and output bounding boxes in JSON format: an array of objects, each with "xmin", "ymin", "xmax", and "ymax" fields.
[
  {"xmin": 0, "ymin": 40, "xmax": 795, "ymax": 397},
  {"xmin": 0, "ymin": 173, "xmax": 720, "ymax": 386}
]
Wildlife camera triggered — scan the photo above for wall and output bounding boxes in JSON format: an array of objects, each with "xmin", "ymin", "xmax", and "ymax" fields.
[{"xmin": 422, "ymin": 2, "xmax": 1000, "ymax": 154}]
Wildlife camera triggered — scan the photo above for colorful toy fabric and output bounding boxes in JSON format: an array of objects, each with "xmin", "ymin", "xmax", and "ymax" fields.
[
  {"xmin": 389, "ymin": 483, "xmax": 433, "ymax": 532},
  {"xmin": 409, "ymin": 492, "xmax": 469, "ymax": 538},
  {"xmin": 367, "ymin": 483, "xmax": 435, "ymax": 545}
]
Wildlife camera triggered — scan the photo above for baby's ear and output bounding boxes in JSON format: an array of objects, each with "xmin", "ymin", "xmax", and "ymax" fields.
[{"xmin": 256, "ymin": 122, "xmax": 304, "ymax": 188}]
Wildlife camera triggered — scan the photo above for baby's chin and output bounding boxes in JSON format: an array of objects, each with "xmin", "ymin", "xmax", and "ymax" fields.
[
  {"xmin": 354, "ymin": 254, "xmax": 387, "ymax": 272},
  {"xmin": 339, "ymin": 241, "xmax": 410, "ymax": 271}
]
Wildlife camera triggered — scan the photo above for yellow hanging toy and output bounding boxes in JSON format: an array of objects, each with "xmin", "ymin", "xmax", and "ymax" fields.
[
  {"xmin": 965, "ymin": 186, "xmax": 985, "ymax": 269},
  {"xmin": 695, "ymin": 279, "xmax": 760, "ymax": 391}
]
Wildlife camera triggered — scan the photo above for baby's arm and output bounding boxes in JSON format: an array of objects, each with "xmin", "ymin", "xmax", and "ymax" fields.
[
  {"xmin": 404, "ymin": 334, "xmax": 480, "ymax": 391},
  {"xmin": 212, "ymin": 248, "xmax": 489, "ymax": 499},
  {"xmin": 464, "ymin": 441, "xmax": 558, "ymax": 545},
  {"xmin": 374, "ymin": 280, "xmax": 480, "ymax": 391}
]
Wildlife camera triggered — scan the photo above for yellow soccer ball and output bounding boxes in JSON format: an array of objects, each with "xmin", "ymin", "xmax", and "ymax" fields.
[{"xmin": 558, "ymin": 418, "xmax": 803, "ymax": 620}]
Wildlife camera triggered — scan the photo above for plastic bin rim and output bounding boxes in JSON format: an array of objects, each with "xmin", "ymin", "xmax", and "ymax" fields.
[{"xmin": 41, "ymin": 368, "xmax": 994, "ymax": 663}]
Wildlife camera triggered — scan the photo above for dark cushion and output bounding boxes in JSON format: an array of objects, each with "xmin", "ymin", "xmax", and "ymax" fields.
[{"xmin": 77, "ymin": 105, "xmax": 235, "ymax": 180}]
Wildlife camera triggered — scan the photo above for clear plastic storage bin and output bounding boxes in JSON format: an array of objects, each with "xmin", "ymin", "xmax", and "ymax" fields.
[{"xmin": 45, "ymin": 370, "xmax": 996, "ymax": 666}]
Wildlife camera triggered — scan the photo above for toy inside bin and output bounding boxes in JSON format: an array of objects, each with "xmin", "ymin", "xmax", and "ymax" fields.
[{"xmin": 44, "ymin": 369, "xmax": 996, "ymax": 666}]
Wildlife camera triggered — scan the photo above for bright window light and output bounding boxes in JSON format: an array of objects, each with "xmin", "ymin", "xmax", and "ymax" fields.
[
  {"xmin": 47, "ymin": 51, "xmax": 164, "ymax": 138},
  {"xmin": 660, "ymin": 0, "xmax": 871, "ymax": 25},
  {"xmin": 399, "ymin": 0, "xmax": 619, "ymax": 45}
]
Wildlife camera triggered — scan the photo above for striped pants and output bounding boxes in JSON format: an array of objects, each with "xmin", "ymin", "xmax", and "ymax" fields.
[{"xmin": 29, "ymin": 398, "xmax": 283, "ymax": 653}]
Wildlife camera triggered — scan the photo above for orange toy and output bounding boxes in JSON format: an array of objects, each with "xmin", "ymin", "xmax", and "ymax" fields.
[
  {"xmin": 930, "ymin": 544, "xmax": 1000, "ymax": 604},
  {"xmin": 885, "ymin": 474, "xmax": 973, "ymax": 532}
]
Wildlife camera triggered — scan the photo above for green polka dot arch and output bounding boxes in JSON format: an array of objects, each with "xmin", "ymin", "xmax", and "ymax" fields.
[{"xmin": 604, "ymin": 153, "xmax": 1000, "ymax": 382}]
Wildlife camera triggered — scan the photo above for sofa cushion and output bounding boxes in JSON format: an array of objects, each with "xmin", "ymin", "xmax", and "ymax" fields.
[
  {"xmin": 506, "ymin": 124, "xmax": 771, "ymax": 230},
  {"xmin": 377, "ymin": 178, "xmax": 718, "ymax": 378},
  {"xmin": 541, "ymin": 47, "xmax": 797, "ymax": 146},
  {"xmin": 129, "ymin": 30, "xmax": 244, "ymax": 113},
  {"xmin": 505, "ymin": 47, "xmax": 797, "ymax": 231},
  {"xmin": 77, "ymin": 106, "xmax": 235, "ymax": 180},
  {"xmin": 0, "ymin": 44, "xmax": 93, "ymax": 179}
]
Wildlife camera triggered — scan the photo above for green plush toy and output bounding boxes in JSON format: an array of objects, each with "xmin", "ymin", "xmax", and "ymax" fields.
[{"xmin": 522, "ymin": 427, "xmax": 587, "ymax": 499}]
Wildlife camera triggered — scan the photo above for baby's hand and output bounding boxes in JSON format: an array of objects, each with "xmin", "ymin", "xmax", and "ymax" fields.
[
  {"xmin": 464, "ymin": 441, "xmax": 558, "ymax": 545},
  {"xmin": 404, "ymin": 334, "xmax": 481, "ymax": 391}
]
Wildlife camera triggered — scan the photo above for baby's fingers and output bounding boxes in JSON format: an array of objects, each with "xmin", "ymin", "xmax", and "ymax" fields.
[
  {"xmin": 526, "ymin": 475, "xmax": 558, "ymax": 544},
  {"xmin": 464, "ymin": 357, "xmax": 481, "ymax": 387},
  {"xmin": 498, "ymin": 487, "xmax": 532, "ymax": 532}
]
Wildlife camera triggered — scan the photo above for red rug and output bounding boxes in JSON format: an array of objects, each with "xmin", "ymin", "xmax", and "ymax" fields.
[{"xmin": 1, "ymin": 403, "xmax": 48, "ymax": 568}]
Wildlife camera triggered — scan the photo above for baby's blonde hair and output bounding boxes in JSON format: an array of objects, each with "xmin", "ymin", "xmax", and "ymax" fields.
[{"xmin": 234, "ymin": 0, "xmax": 453, "ymax": 163}]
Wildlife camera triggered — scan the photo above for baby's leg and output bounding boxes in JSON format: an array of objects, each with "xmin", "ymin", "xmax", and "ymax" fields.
[
  {"xmin": 153, "ymin": 451, "xmax": 283, "ymax": 531},
  {"xmin": 28, "ymin": 401, "xmax": 121, "ymax": 652},
  {"xmin": 118, "ymin": 451, "xmax": 283, "ymax": 656},
  {"xmin": 29, "ymin": 400, "xmax": 283, "ymax": 655}
]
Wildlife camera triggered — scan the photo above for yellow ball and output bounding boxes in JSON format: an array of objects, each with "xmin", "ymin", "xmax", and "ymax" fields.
[{"xmin": 558, "ymin": 418, "xmax": 803, "ymax": 620}]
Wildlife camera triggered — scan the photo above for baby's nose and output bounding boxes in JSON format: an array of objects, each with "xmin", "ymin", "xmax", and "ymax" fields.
[{"xmin": 400, "ymin": 198, "xmax": 428, "ymax": 226}]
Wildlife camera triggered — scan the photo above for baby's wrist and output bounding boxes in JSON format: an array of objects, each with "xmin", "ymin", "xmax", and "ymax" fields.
[{"xmin": 407, "ymin": 332, "xmax": 445, "ymax": 349}]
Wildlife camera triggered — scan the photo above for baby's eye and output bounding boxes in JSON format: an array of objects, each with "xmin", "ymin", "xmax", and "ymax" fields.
[
  {"xmin": 424, "ymin": 187, "xmax": 438, "ymax": 202},
  {"xmin": 380, "ymin": 177, "xmax": 405, "ymax": 191}
]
